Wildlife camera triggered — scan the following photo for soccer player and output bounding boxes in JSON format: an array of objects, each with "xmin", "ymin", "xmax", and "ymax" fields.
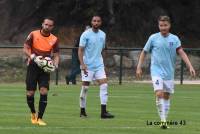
[
  {"xmin": 78, "ymin": 15, "xmax": 114, "ymax": 119},
  {"xmin": 23, "ymin": 17, "xmax": 59, "ymax": 126},
  {"xmin": 136, "ymin": 16, "xmax": 196, "ymax": 129}
]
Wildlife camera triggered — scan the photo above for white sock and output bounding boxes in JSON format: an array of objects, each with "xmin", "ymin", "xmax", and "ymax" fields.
[
  {"xmin": 156, "ymin": 97, "xmax": 166, "ymax": 122},
  {"xmin": 164, "ymin": 99, "xmax": 170, "ymax": 119},
  {"xmin": 100, "ymin": 83, "xmax": 108, "ymax": 105},
  {"xmin": 80, "ymin": 86, "xmax": 88, "ymax": 108}
]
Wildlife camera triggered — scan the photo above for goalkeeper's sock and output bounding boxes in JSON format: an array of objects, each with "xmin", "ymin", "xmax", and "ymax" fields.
[
  {"xmin": 156, "ymin": 97, "xmax": 166, "ymax": 122},
  {"xmin": 164, "ymin": 99, "xmax": 170, "ymax": 119},
  {"xmin": 27, "ymin": 95, "xmax": 36, "ymax": 113},
  {"xmin": 38, "ymin": 94, "xmax": 47, "ymax": 119},
  {"xmin": 80, "ymin": 86, "xmax": 88, "ymax": 108}
]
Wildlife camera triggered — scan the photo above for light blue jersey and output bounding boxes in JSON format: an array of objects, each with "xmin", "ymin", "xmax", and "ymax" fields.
[
  {"xmin": 79, "ymin": 28, "xmax": 106, "ymax": 71},
  {"xmin": 143, "ymin": 32, "xmax": 181, "ymax": 80}
]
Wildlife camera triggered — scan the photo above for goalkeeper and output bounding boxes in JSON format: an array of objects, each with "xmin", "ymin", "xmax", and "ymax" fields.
[{"xmin": 23, "ymin": 17, "xmax": 59, "ymax": 126}]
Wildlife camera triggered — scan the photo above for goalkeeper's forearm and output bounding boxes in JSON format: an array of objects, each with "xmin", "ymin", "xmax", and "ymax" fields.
[
  {"xmin": 23, "ymin": 43, "xmax": 37, "ymax": 60},
  {"xmin": 53, "ymin": 53, "xmax": 60, "ymax": 68},
  {"xmin": 23, "ymin": 44, "xmax": 32, "ymax": 58}
]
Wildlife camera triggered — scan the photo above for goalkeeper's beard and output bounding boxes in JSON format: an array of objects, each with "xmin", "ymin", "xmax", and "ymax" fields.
[{"xmin": 41, "ymin": 28, "xmax": 51, "ymax": 36}]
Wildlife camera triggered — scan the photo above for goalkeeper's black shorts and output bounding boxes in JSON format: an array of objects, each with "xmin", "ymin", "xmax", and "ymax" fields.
[{"xmin": 26, "ymin": 60, "xmax": 50, "ymax": 91}]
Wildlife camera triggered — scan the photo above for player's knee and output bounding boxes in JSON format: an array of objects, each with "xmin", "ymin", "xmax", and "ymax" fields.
[
  {"xmin": 82, "ymin": 85, "xmax": 89, "ymax": 91},
  {"xmin": 155, "ymin": 90, "xmax": 164, "ymax": 98},
  {"xmin": 98, "ymin": 79, "xmax": 107, "ymax": 85},
  {"xmin": 26, "ymin": 91, "xmax": 35, "ymax": 103},
  {"xmin": 26, "ymin": 90, "xmax": 35, "ymax": 96},
  {"xmin": 100, "ymin": 83, "xmax": 108, "ymax": 95},
  {"xmin": 39, "ymin": 87, "xmax": 48, "ymax": 95},
  {"xmin": 100, "ymin": 83, "xmax": 108, "ymax": 90},
  {"xmin": 82, "ymin": 81, "xmax": 90, "ymax": 86},
  {"xmin": 164, "ymin": 92, "xmax": 170, "ymax": 99}
]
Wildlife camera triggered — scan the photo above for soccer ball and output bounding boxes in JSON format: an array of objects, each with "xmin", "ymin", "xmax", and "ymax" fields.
[{"xmin": 41, "ymin": 57, "xmax": 55, "ymax": 72}]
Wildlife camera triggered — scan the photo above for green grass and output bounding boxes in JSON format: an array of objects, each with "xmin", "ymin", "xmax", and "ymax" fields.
[{"xmin": 0, "ymin": 83, "xmax": 200, "ymax": 134}]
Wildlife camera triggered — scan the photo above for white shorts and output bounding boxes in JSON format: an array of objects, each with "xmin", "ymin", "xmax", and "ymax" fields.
[
  {"xmin": 152, "ymin": 76, "xmax": 174, "ymax": 94},
  {"xmin": 81, "ymin": 68, "xmax": 107, "ymax": 82}
]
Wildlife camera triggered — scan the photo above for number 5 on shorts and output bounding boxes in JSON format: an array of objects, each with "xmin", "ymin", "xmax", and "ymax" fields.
[{"xmin": 155, "ymin": 80, "xmax": 159, "ymax": 85}]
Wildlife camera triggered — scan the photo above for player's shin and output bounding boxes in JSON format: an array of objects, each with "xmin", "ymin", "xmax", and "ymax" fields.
[
  {"xmin": 80, "ymin": 86, "xmax": 88, "ymax": 108},
  {"xmin": 156, "ymin": 97, "xmax": 166, "ymax": 122},
  {"xmin": 27, "ymin": 95, "xmax": 36, "ymax": 113},
  {"xmin": 164, "ymin": 99, "xmax": 170, "ymax": 119},
  {"xmin": 99, "ymin": 83, "xmax": 114, "ymax": 119},
  {"xmin": 80, "ymin": 86, "xmax": 88, "ymax": 117},
  {"xmin": 100, "ymin": 83, "xmax": 108, "ymax": 113},
  {"xmin": 38, "ymin": 94, "xmax": 47, "ymax": 119}
]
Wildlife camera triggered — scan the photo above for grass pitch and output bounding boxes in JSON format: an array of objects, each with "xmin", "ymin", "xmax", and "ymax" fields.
[{"xmin": 0, "ymin": 83, "xmax": 199, "ymax": 134}]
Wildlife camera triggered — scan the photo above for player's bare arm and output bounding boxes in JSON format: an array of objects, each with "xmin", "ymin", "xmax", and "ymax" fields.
[
  {"xmin": 102, "ymin": 47, "xmax": 108, "ymax": 72},
  {"xmin": 177, "ymin": 48, "xmax": 196, "ymax": 77},
  {"xmin": 136, "ymin": 50, "xmax": 146, "ymax": 79},
  {"xmin": 23, "ymin": 43, "xmax": 39, "ymax": 64},
  {"xmin": 78, "ymin": 47, "xmax": 87, "ymax": 71},
  {"xmin": 23, "ymin": 43, "xmax": 32, "ymax": 58},
  {"xmin": 53, "ymin": 52, "xmax": 60, "ymax": 68}
]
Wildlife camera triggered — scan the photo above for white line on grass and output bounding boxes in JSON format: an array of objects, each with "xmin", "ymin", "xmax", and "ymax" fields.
[
  {"xmin": 109, "ymin": 96, "xmax": 142, "ymax": 98},
  {"xmin": 0, "ymin": 126, "xmax": 154, "ymax": 130}
]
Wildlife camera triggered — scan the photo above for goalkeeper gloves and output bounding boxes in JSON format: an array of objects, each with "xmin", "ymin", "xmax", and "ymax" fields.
[{"xmin": 30, "ymin": 54, "xmax": 45, "ymax": 68}]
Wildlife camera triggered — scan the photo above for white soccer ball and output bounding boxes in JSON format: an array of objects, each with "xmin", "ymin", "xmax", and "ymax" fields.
[{"xmin": 42, "ymin": 57, "xmax": 55, "ymax": 73}]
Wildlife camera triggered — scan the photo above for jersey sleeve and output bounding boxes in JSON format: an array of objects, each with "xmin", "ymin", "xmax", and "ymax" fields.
[
  {"xmin": 52, "ymin": 38, "xmax": 59, "ymax": 53},
  {"xmin": 79, "ymin": 32, "xmax": 87, "ymax": 47},
  {"xmin": 175, "ymin": 36, "xmax": 182, "ymax": 52},
  {"xmin": 143, "ymin": 35, "xmax": 153, "ymax": 53},
  {"xmin": 176, "ymin": 36, "xmax": 181, "ymax": 48},
  {"xmin": 24, "ymin": 32, "xmax": 33, "ymax": 47},
  {"xmin": 103, "ymin": 34, "xmax": 106, "ymax": 49}
]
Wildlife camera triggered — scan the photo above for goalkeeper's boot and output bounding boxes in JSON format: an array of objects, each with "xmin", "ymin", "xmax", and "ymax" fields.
[
  {"xmin": 160, "ymin": 121, "xmax": 169, "ymax": 129},
  {"xmin": 80, "ymin": 108, "xmax": 87, "ymax": 118},
  {"xmin": 37, "ymin": 118, "xmax": 47, "ymax": 126},
  {"xmin": 31, "ymin": 113, "xmax": 38, "ymax": 124},
  {"xmin": 101, "ymin": 111, "xmax": 115, "ymax": 119}
]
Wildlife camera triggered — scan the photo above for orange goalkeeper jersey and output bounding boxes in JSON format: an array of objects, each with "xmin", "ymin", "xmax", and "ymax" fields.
[{"xmin": 25, "ymin": 30, "xmax": 59, "ymax": 57}]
